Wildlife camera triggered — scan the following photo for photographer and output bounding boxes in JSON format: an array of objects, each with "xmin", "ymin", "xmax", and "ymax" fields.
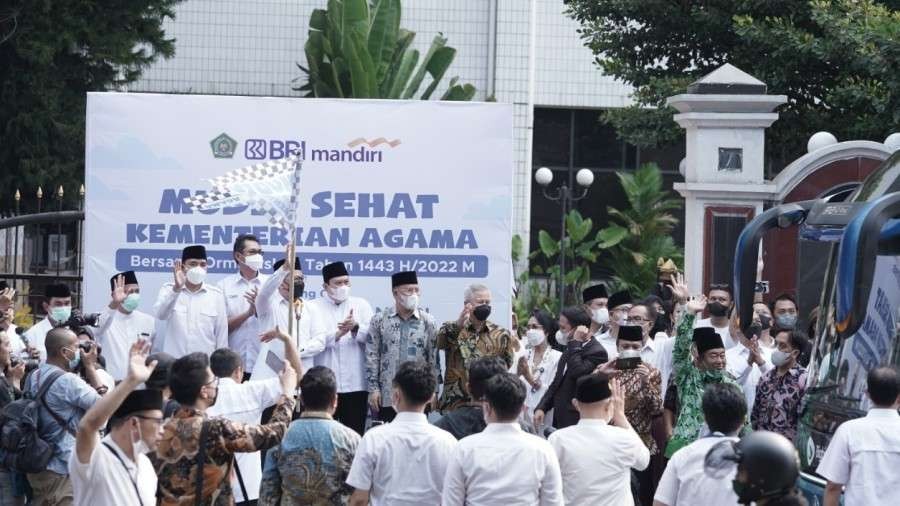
[
  {"xmin": 72, "ymin": 327, "xmax": 114, "ymax": 395},
  {"xmin": 23, "ymin": 283, "xmax": 73, "ymax": 361},
  {"xmin": 23, "ymin": 327, "xmax": 102, "ymax": 504}
]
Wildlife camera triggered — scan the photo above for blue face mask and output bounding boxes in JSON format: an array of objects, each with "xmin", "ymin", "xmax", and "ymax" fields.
[
  {"xmin": 122, "ymin": 293, "xmax": 140, "ymax": 312},
  {"xmin": 50, "ymin": 306, "xmax": 71, "ymax": 324},
  {"xmin": 775, "ymin": 314, "xmax": 798, "ymax": 329},
  {"xmin": 66, "ymin": 348, "xmax": 81, "ymax": 370}
]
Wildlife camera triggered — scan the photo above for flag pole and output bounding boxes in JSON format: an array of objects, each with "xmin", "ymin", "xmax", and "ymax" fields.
[
  {"xmin": 287, "ymin": 154, "xmax": 301, "ymax": 339},
  {"xmin": 287, "ymin": 238, "xmax": 296, "ymax": 338}
]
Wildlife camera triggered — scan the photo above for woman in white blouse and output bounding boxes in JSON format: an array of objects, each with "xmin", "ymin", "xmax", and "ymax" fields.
[{"xmin": 516, "ymin": 309, "xmax": 562, "ymax": 435}]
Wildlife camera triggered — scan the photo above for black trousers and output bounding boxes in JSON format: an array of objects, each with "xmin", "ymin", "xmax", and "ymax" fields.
[{"xmin": 336, "ymin": 391, "xmax": 368, "ymax": 435}]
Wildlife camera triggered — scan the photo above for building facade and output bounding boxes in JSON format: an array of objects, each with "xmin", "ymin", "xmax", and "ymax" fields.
[{"xmin": 131, "ymin": 0, "xmax": 680, "ymax": 262}]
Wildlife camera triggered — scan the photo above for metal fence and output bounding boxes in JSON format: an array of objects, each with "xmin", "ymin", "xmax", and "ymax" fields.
[{"xmin": 1, "ymin": 186, "xmax": 85, "ymax": 323}]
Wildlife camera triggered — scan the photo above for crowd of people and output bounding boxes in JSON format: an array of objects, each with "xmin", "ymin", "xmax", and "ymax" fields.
[{"xmin": 0, "ymin": 234, "xmax": 897, "ymax": 506}]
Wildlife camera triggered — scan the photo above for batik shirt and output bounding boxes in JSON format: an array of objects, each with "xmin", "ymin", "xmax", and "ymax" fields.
[
  {"xmin": 619, "ymin": 365, "xmax": 663, "ymax": 455},
  {"xmin": 151, "ymin": 396, "xmax": 295, "ymax": 505},
  {"xmin": 436, "ymin": 319, "xmax": 514, "ymax": 412},
  {"xmin": 665, "ymin": 313, "xmax": 746, "ymax": 458},
  {"xmin": 751, "ymin": 364, "xmax": 807, "ymax": 441},
  {"xmin": 259, "ymin": 413, "xmax": 360, "ymax": 506},
  {"xmin": 366, "ymin": 308, "xmax": 437, "ymax": 407}
]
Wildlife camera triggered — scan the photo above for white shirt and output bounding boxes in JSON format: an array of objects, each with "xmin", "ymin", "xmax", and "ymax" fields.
[
  {"xmin": 68, "ymin": 434, "xmax": 157, "ymax": 506},
  {"xmin": 95, "ymin": 308, "xmax": 156, "ymax": 381},
  {"xmin": 694, "ymin": 318, "xmax": 737, "ymax": 349},
  {"xmin": 549, "ymin": 418, "xmax": 649, "ymax": 505},
  {"xmin": 153, "ymin": 282, "xmax": 228, "ymax": 358},
  {"xmin": 595, "ymin": 330, "xmax": 618, "ymax": 359},
  {"xmin": 518, "ymin": 346, "xmax": 562, "ymax": 431},
  {"xmin": 816, "ymin": 408, "xmax": 900, "ymax": 506},
  {"xmin": 442, "ymin": 422, "xmax": 563, "ymax": 506},
  {"xmin": 23, "ymin": 317, "xmax": 55, "ymax": 361},
  {"xmin": 725, "ymin": 344, "xmax": 773, "ymax": 410},
  {"xmin": 216, "ymin": 272, "xmax": 269, "ymax": 372},
  {"xmin": 257, "ymin": 269, "xmax": 327, "ymax": 360},
  {"xmin": 654, "ymin": 436, "xmax": 740, "ymax": 506},
  {"xmin": 308, "ymin": 294, "xmax": 373, "ymax": 393},
  {"xmin": 206, "ymin": 376, "xmax": 282, "ymax": 501},
  {"xmin": 346, "ymin": 411, "xmax": 457, "ymax": 505}
]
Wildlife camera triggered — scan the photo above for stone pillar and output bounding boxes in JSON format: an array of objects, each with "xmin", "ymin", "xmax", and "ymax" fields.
[{"xmin": 669, "ymin": 64, "xmax": 786, "ymax": 294}]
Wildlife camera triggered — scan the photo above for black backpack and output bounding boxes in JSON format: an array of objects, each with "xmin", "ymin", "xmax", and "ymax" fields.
[{"xmin": 0, "ymin": 369, "xmax": 68, "ymax": 473}]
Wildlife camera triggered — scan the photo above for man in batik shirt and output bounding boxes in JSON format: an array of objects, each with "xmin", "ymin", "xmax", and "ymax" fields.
[
  {"xmin": 366, "ymin": 271, "xmax": 437, "ymax": 422},
  {"xmin": 152, "ymin": 352, "xmax": 297, "ymax": 505},
  {"xmin": 752, "ymin": 329, "xmax": 809, "ymax": 441},
  {"xmin": 665, "ymin": 293, "xmax": 746, "ymax": 458},
  {"xmin": 260, "ymin": 366, "xmax": 360, "ymax": 505},
  {"xmin": 436, "ymin": 284, "xmax": 514, "ymax": 412}
]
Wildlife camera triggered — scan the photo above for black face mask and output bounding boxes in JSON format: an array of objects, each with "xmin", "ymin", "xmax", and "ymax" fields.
[
  {"xmin": 472, "ymin": 304, "xmax": 492, "ymax": 321},
  {"xmin": 706, "ymin": 302, "xmax": 729, "ymax": 318},
  {"xmin": 293, "ymin": 281, "xmax": 305, "ymax": 300},
  {"xmin": 652, "ymin": 313, "xmax": 668, "ymax": 335},
  {"xmin": 759, "ymin": 314, "xmax": 772, "ymax": 330}
]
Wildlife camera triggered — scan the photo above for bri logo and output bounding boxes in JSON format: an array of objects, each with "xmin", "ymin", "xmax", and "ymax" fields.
[
  {"xmin": 237, "ymin": 137, "xmax": 400, "ymax": 162},
  {"xmin": 244, "ymin": 139, "xmax": 304, "ymax": 160}
]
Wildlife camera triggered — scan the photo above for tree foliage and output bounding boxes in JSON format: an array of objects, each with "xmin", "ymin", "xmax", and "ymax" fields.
[
  {"xmin": 515, "ymin": 164, "xmax": 683, "ymax": 317},
  {"xmin": 594, "ymin": 163, "xmax": 683, "ymax": 295},
  {"xmin": 565, "ymin": 0, "xmax": 900, "ymax": 167},
  {"xmin": 0, "ymin": 0, "xmax": 182, "ymax": 212},
  {"xmin": 294, "ymin": 0, "xmax": 476, "ymax": 100}
]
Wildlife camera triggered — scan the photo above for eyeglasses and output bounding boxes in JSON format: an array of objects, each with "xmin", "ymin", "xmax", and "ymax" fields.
[
  {"xmin": 133, "ymin": 415, "xmax": 164, "ymax": 425},
  {"xmin": 205, "ymin": 377, "xmax": 219, "ymax": 389},
  {"xmin": 626, "ymin": 317, "xmax": 649, "ymax": 324}
]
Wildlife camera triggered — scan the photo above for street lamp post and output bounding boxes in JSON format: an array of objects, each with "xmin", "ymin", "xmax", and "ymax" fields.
[{"xmin": 534, "ymin": 167, "xmax": 595, "ymax": 311}]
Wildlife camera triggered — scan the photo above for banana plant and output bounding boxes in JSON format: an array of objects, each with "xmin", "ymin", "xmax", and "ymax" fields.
[{"xmin": 294, "ymin": 0, "xmax": 476, "ymax": 101}]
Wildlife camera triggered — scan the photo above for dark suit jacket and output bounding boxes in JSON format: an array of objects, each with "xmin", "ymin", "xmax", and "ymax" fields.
[{"xmin": 536, "ymin": 337, "xmax": 608, "ymax": 429}]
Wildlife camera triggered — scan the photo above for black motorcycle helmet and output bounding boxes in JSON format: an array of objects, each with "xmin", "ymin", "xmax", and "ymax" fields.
[
  {"xmin": 705, "ymin": 431, "xmax": 800, "ymax": 504},
  {"xmin": 734, "ymin": 431, "xmax": 800, "ymax": 503}
]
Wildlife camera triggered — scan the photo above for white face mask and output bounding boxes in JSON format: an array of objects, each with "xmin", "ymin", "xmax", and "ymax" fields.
[
  {"xmin": 186, "ymin": 266, "xmax": 206, "ymax": 285},
  {"xmin": 131, "ymin": 422, "xmax": 150, "ymax": 456},
  {"xmin": 592, "ymin": 307, "xmax": 610, "ymax": 324},
  {"xmin": 329, "ymin": 285, "xmax": 350, "ymax": 302},
  {"xmin": 400, "ymin": 293, "xmax": 419, "ymax": 311},
  {"xmin": 243, "ymin": 254, "xmax": 264, "ymax": 272},
  {"xmin": 555, "ymin": 329, "xmax": 569, "ymax": 346},
  {"xmin": 771, "ymin": 349, "xmax": 794, "ymax": 367},
  {"xmin": 526, "ymin": 329, "xmax": 545, "ymax": 347}
]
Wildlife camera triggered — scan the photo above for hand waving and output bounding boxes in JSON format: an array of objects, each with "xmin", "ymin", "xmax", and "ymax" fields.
[
  {"xmin": 0, "ymin": 287, "xmax": 15, "ymax": 307},
  {"xmin": 686, "ymin": 294, "xmax": 708, "ymax": 315},
  {"xmin": 173, "ymin": 260, "xmax": 186, "ymax": 290},
  {"xmin": 126, "ymin": 339, "xmax": 156, "ymax": 384},
  {"xmin": 111, "ymin": 275, "xmax": 127, "ymax": 306},
  {"xmin": 670, "ymin": 272, "xmax": 690, "ymax": 303}
]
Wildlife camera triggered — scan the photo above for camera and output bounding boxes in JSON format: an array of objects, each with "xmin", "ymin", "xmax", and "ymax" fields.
[{"xmin": 66, "ymin": 309, "xmax": 101, "ymax": 328}]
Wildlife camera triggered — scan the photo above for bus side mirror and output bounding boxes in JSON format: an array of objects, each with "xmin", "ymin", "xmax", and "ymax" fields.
[
  {"xmin": 733, "ymin": 201, "xmax": 814, "ymax": 335},
  {"xmin": 835, "ymin": 192, "xmax": 900, "ymax": 338}
]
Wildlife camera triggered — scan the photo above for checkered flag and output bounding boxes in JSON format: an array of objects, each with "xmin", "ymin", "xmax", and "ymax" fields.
[{"xmin": 184, "ymin": 153, "xmax": 304, "ymax": 232}]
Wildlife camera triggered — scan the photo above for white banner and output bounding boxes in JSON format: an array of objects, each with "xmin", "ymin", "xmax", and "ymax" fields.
[{"xmin": 84, "ymin": 93, "xmax": 514, "ymax": 334}]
